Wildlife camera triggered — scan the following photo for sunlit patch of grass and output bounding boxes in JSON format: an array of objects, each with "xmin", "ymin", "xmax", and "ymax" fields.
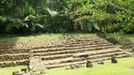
[
  {"xmin": 45, "ymin": 57, "xmax": 134, "ymax": 75},
  {"xmin": 0, "ymin": 66, "xmax": 27, "ymax": 75},
  {"xmin": 0, "ymin": 57, "xmax": 134, "ymax": 75},
  {"xmin": 0, "ymin": 33, "xmax": 97, "ymax": 41},
  {"xmin": 108, "ymin": 33, "xmax": 134, "ymax": 41}
]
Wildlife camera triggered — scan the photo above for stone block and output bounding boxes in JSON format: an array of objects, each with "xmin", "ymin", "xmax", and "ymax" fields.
[
  {"xmin": 86, "ymin": 60, "xmax": 93, "ymax": 68},
  {"xmin": 12, "ymin": 71, "xmax": 25, "ymax": 75},
  {"xmin": 29, "ymin": 57, "xmax": 47, "ymax": 75}
]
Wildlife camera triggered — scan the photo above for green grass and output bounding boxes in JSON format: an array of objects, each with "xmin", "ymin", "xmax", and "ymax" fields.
[
  {"xmin": 123, "ymin": 34, "xmax": 134, "ymax": 41},
  {"xmin": 1, "ymin": 33, "xmax": 134, "ymax": 41},
  {"xmin": 0, "ymin": 58, "xmax": 134, "ymax": 75},
  {"xmin": 0, "ymin": 33, "xmax": 96, "ymax": 41},
  {"xmin": 108, "ymin": 33, "xmax": 134, "ymax": 41},
  {"xmin": 0, "ymin": 66, "xmax": 27, "ymax": 75}
]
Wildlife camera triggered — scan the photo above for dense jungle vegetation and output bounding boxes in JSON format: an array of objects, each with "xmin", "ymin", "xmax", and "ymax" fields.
[{"xmin": 0, "ymin": 0, "xmax": 134, "ymax": 34}]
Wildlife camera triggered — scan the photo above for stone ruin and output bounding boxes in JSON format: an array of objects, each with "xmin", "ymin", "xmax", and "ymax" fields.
[
  {"xmin": 29, "ymin": 56, "xmax": 47, "ymax": 75},
  {"xmin": 111, "ymin": 55, "xmax": 118, "ymax": 64},
  {"xmin": 65, "ymin": 64, "xmax": 81, "ymax": 70},
  {"xmin": 98, "ymin": 59, "xmax": 104, "ymax": 65},
  {"xmin": 12, "ymin": 71, "xmax": 25, "ymax": 75},
  {"xmin": 0, "ymin": 37, "xmax": 132, "ymax": 69},
  {"xmin": 86, "ymin": 60, "xmax": 93, "ymax": 68}
]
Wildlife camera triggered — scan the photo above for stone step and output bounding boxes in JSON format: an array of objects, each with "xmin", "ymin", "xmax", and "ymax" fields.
[
  {"xmin": 41, "ymin": 54, "xmax": 72, "ymax": 60},
  {"xmin": 43, "ymin": 50, "xmax": 124, "ymax": 65},
  {"xmin": 33, "ymin": 46, "xmax": 113, "ymax": 56},
  {"xmin": 63, "ymin": 37, "xmax": 102, "ymax": 40},
  {"xmin": 0, "ymin": 59, "xmax": 28, "ymax": 67},
  {"xmin": 46, "ymin": 60, "xmax": 86, "ymax": 69},
  {"xmin": 64, "ymin": 40, "xmax": 108, "ymax": 45},
  {"xmin": 0, "ymin": 49, "xmax": 29, "ymax": 54},
  {"xmin": 39, "ymin": 48, "xmax": 121, "ymax": 60},
  {"xmin": 31, "ymin": 40, "xmax": 112, "ymax": 51},
  {"xmin": 43, "ymin": 57, "xmax": 76, "ymax": 65},
  {"xmin": 0, "ymin": 53, "xmax": 29, "ymax": 61},
  {"xmin": 31, "ymin": 43, "xmax": 113, "ymax": 53},
  {"xmin": 48, "ymin": 51, "xmax": 124, "ymax": 61},
  {"xmin": 116, "ymin": 53, "xmax": 130, "ymax": 58},
  {"xmin": 46, "ymin": 53, "xmax": 129, "ymax": 68},
  {"xmin": 91, "ymin": 53, "xmax": 129, "ymax": 62},
  {"xmin": 0, "ymin": 53, "xmax": 29, "ymax": 56},
  {"xmin": 60, "ymin": 37, "xmax": 105, "ymax": 43},
  {"xmin": 45, "ymin": 40, "xmax": 108, "ymax": 48},
  {"xmin": 89, "ymin": 51, "xmax": 126, "ymax": 59},
  {"xmin": 72, "ymin": 48, "xmax": 121, "ymax": 57},
  {"xmin": 91, "ymin": 53, "xmax": 129, "ymax": 61}
]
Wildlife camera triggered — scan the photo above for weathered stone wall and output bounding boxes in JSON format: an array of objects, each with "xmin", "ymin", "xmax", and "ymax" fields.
[
  {"xmin": 0, "ymin": 39, "xmax": 65, "ymax": 49},
  {"xmin": 0, "ymin": 37, "xmax": 103, "ymax": 67},
  {"xmin": 0, "ymin": 39, "xmax": 66, "ymax": 67}
]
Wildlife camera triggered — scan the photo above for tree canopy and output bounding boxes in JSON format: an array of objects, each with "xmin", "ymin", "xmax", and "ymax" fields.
[{"xmin": 0, "ymin": 0, "xmax": 134, "ymax": 34}]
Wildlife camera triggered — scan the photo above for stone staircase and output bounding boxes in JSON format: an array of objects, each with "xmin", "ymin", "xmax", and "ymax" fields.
[
  {"xmin": 0, "ymin": 37, "xmax": 131, "ymax": 68},
  {"xmin": 0, "ymin": 48, "xmax": 29, "ymax": 67},
  {"xmin": 30, "ymin": 37, "xmax": 131, "ymax": 68},
  {"xmin": 0, "ymin": 40, "xmax": 62, "ymax": 67}
]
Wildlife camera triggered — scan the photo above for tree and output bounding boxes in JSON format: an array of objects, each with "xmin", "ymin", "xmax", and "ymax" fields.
[{"xmin": 0, "ymin": 0, "xmax": 134, "ymax": 34}]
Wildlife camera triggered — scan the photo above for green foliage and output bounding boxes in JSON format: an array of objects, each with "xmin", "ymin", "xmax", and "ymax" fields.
[{"xmin": 0, "ymin": 0, "xmax": 134, "ymax": 34}]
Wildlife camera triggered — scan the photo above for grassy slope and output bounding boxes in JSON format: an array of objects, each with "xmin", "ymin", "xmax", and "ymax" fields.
[
  {"xmin": 1, "ymin": 33, "xmax": 134, "ymax": 41},
  {"xmin": 109, "ymin": 33, "xmax": 134, "ymax": 41},
  {"xmin": 0, "ymin": 33, "xmax": 96, "ymax": 41},
  {"xmin": 123, "ymin": 34, "xmax": 134, "ymax": 41},
  {"xmin": 0, "ymin": 58, "xmax": 134, "ymax": 75}
]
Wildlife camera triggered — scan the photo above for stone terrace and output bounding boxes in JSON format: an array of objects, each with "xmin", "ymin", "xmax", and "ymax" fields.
[{"xmin": 0, "ymin": 37, "xmax": 132, "ymax": 68}]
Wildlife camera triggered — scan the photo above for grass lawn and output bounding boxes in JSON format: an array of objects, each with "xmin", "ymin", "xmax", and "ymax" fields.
[
  {"xmin": 1, "ymin": 33, "xmax": 134, "ymax": 41},
  {"xmin": 0, "ymin": 33, "xmax": 96, "ymax": 41},
  {"xmin": 0, "ymin": 57, "xmax": 134, "ymax": 75},
  {"xmin": 123, "ymin": 34, "xmax": 134, "ymax": 41},
  {"xmin": 108, "ymin": 33, "xmax": 134, "ymax": 41}
]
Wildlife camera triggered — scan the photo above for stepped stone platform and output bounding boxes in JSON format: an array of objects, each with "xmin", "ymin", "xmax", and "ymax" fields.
[{"xmin": 0, "ymin": 37, "xmax": 132, "ymax": 68}]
